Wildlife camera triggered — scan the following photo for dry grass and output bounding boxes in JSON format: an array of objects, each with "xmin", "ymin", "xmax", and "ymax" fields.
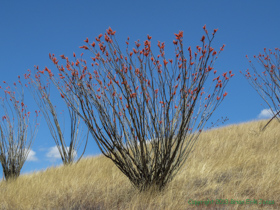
[{"xmin": 0, "ymin": 119, "xmax": 279, "ymax": 209}]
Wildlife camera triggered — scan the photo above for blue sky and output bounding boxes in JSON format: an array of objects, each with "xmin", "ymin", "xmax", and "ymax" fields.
[{"xmin": 0, "ymin": 0, "xmax": 279, "ymax": 179}]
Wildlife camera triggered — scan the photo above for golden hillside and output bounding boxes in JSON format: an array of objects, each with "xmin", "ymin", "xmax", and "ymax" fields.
[{"xmin": 0, "ymin": 119, "xmax": 279, "ymax": 210}]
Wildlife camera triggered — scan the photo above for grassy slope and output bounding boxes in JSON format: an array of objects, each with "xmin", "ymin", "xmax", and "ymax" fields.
[{"xmin": 0, "ymin": 119, "xmax": 279, "ymax": 210}]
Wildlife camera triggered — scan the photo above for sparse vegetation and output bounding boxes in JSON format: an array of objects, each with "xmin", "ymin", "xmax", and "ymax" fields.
[{"xmin": 0, "ymin": 119, "xmax": 279, "ymax": 209}]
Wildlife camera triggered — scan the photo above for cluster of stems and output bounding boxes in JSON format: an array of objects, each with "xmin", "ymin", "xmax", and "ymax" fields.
[
  {"xmin": 41, "ymin": 25, "xmax": 233, "ymax": 191},
  {"xmin": 241, "ymin": 48, "xmax": 280, "ymax": 131},
  {"xmin": 0, "ymin": 79, "xmax": 39, "ymax": 181},
  {"xmin": 24, "ymin": 69, "xmax": 89, "ymax": 165}
]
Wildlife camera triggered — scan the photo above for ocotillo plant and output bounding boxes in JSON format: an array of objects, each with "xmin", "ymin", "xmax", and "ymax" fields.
[
  {"xmin": 24, "ymin": 69, "xmax": 89, "ymax": 165},
  {"xmin": 241, "ymin": 48, "xmax": 280, "ymax": 131},
  {"xmin": 40, "ymin": 25, "xmax": 233, "ymax": 192},
  {"xmin": 0, "ymin": 78, "xmax": 39, "ymax": 181}
]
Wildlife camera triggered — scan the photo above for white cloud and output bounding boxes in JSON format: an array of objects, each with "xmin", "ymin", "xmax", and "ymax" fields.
[
  {"xmin": 258, "ymin": 109, "xmax": 275, "ymax": 119},
  {"xmin": 46, "ymin": 146, "xmax": 61, "ymax": 159},
  {"xmin": 46, "ymin": 146, "xmax": 77, "ymax": 161},
  {"xmin": 26, "ymin": 149, "xmax": 38, "ymax": 162}
]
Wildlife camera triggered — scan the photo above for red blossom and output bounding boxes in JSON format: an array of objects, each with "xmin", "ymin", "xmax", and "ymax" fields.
[
  {"xmin": 201, "ymin": 35, "xmax": 205, "ymax": 42},
  {"xmin": 130, "ymin": 93, "xmax": 137, "ymax": 98},
  {"xmin": 79, "ymin": 45, "xmax": 89, "ymax": 50},
  {"xmin": 174, "ymin": 31, "xmax": 183, "ymax": 40},
  {"xmin": 208, "ymin": 66, "xmax": 213, "ymax": 71}
]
